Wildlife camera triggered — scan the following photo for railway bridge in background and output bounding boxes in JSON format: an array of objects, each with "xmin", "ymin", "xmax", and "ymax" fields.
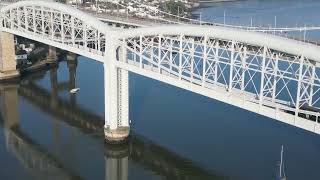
[{"xmin": 2, "ymin": 1, "xmax": 320, "ymax": 142}]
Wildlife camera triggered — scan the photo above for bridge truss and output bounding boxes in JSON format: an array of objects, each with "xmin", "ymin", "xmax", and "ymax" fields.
[
  {"xmin": 116, "ymin": 27, "xmax": 320, "ymax": 134},
  {"xmin": 0, "ymin": 0, "xmax": 110, "ymax": 62},
  {"xmin": 2, "ymin": 1, "xmax": 320, "ymax": 135}
]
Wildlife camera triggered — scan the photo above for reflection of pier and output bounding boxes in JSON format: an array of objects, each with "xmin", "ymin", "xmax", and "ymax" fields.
[
  {"xmin": 20, "ymin": 74, "xmax": 223, "ymax": 179},
  {"xmin": 0, "ymin": 85, "xmax": 80, "ymax": 180},
  {"xmin": 105, "ymin": 134, "xmax": 224, "ymax": 180},
  {"xmin": 19, "ymin": 58, "xmax": 104, "ymax": 134},
  {"xmin": 0, "ymin": 61, "xmax": 224, "ymax": 180},
  {"xmin": 4, "ymin": 127, "xmax": 80, "ymax": 180},
  {"xmin": 19, "ymin": 81, "xmax": 103, "ymax": 133}
]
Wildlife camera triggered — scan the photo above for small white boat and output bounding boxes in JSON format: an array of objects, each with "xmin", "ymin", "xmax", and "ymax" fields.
[{"xmin": 70, "ymin": 88, "xmax": 80, "ymax": 94}]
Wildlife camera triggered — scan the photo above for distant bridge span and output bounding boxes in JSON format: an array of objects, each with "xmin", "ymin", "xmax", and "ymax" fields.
[{"xmin": 2, "ymin": 1, "xmax": 320, "ymax": 142}]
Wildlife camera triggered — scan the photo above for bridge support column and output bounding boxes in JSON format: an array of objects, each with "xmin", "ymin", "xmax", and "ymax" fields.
[
  {"xmin": 104, "ymin": 43, "xmax": 129, "ymax": 143},
  {"xmin": 66, "ymin": 52, "xmax": 77, "ymax": 62},
  {"xmin": 47, "ymin": 46, "xmax": 57, "ymax": 61},
  {"xmin": 0, "ymin": 32, "xmax": 19, "ymax": 81}
]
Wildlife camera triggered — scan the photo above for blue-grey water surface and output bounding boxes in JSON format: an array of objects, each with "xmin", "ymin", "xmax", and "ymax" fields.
[{"xmin": 193, "ymin": 0, "xmax": 320, "ymax": 40}]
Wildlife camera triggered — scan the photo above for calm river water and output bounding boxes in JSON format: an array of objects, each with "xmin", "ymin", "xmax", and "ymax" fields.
[{"xmin": 1, "ymin": 0, "xmax": 320, "ymax": 180}]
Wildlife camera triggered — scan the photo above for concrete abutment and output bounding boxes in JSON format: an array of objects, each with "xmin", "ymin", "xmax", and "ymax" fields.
[{"xmin": 0, "ymin": 32, "xmax": 19, "ymax": 81}]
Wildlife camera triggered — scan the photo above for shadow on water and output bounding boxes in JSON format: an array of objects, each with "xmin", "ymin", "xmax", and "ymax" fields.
[{"xmin": 0, "ymin": 57, "xmax": 226, "ymax": 180}]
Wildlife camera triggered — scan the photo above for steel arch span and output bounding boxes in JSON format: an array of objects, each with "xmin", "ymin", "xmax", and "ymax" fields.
[
  {"xmin": 0, "ymin": 0, "xmax": 114, "ymax": 62},
  {"xmin": 2, "ymin": 1, "xmax": 320, "ymax": 136},
  {"xmin": 115, "ymin": 26, "xmax": 320, "ymax": 134}
]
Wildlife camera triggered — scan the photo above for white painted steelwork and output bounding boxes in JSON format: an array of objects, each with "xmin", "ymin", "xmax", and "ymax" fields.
[
  {"xmin": 4, "ymin": 0, "xmax": 320, "ymax": 34},
  {"xmin": 117, "ymin": 26, "xmax": 320, "ymax": 135},
  {"xmin": 0, "ymin": 0, "xmax": 112, "ymax": 62},
  {"xmin": 2, "ymin": 1, "xmax": 320, "ymax": 136}
]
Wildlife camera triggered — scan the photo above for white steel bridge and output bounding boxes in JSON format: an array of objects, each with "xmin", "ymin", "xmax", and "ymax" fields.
[{"xmin": 2, "ymin": 1, "xmax": 320, "ymax": 141}]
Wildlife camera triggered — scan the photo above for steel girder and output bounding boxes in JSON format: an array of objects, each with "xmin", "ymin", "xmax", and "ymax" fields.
[
  {"xmin": 2, "ymin": 1, "xmax": 320, "ymax": 134},
  {"xmin": 0, "ymin": 1, "xmax": 112, "ymax": 62},
  {"xmin": 120, "ymin": 33, "xmax": 320, "ymax": 134}
]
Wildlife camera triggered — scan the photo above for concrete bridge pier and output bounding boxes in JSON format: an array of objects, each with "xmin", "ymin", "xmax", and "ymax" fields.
[
  {"xmin": 0, "ymin": 32, "xmax": 19, "ymax": 81},
  {"xmin": 47, "ymin": 46, "xmax": 57, "ymax": 62},
  {"xmin": 104, "ymin": 44, "xmax": 129, "ymax": 143},
  {"xmin": 66, "ymin": 52, "xmax": 77, "ymax": 62}
]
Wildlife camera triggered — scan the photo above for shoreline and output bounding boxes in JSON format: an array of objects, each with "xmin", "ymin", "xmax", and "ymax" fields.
[
  {"xmin": 197, "ymin": 0, "xmax": 240, "ymax": 3},
  {"xmin": 191, "ymin": 0, "xmax": 243, "ymax": 18},
  {"xmin": 192, "ymin": 0, "xmax": 243, "ymax": 9}
]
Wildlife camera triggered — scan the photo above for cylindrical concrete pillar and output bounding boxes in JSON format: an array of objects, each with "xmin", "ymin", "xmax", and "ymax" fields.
[
  {"xmin": 66, "ymin": 52, "xmax": 77, "ymax": 62},
  {"xmin": 47, "ymin": 46, "xmax": 57, "ymax": 61}
]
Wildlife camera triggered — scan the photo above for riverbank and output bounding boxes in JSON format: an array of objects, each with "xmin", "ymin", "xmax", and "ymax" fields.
[
  {"xmin": 18, "ymin": 46, "xmax": 59, "ymax": 75},
  {"xmin": 191, "ymin": 0, "xmax": 242, "ymax": 16},
  {"xmin": 198, "ymin": 0, "xmax": 240, "ymax": 3},
  {"xmin": 20, "ymin": 59, "xmax": 58, "ymax": 75}
]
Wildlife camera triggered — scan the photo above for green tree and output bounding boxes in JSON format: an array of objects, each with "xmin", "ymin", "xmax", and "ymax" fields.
[{"xmin": 164, "ymin": 0, "xmax": 186, "ymax": 16}]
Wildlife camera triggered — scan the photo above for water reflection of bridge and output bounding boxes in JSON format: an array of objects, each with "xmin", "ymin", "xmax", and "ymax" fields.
[
  {"xmin": 4, "ymin": 126, "xmax": 80, "ymax": 180},
  {"xmin": 19, "ymin": 65, "xmax": 104, "ymax": 133},
  {"xmin": 0, "ymin": 83, "xmax": 79, "ymax": 180},
  {"xmin": 0, "ymin": 60, "xmax": 224, "ymax": 180}
]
